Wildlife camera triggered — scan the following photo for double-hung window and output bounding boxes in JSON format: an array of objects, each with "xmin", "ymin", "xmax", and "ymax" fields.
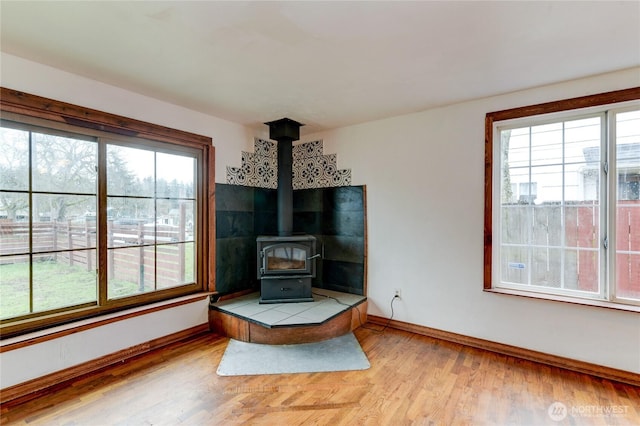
[
  {"xmin": 0, "ymin": 89, "xmax": 214, "ymax": 337},
  {"xmin": 485, "ymin": 88, "xmax": 639, "ymax": 308}
]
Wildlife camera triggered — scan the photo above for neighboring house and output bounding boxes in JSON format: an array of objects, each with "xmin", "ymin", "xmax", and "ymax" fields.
[{"xmin": 582, "ymin": 143, "xmax": 640, "ymax": 201}]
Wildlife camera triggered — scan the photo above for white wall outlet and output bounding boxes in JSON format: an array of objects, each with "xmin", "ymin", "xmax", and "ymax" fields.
[{"xmin": 394, "ymin": 289, "xmax": 401, "ymax": 299}]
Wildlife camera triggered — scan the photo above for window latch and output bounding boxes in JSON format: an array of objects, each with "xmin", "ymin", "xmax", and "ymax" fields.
[
  {"xmin": 603, "ymin": 161, "xmax": 608, "ymax": 175},
  {"xmin": 603, "ymin": 236, "xmax": 608, "ymax": 249}
]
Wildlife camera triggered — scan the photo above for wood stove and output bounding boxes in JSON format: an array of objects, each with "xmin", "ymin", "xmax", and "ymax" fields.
[
  {"xmin": 257, "ymin": 235, "xmax": 318, "ymax": 303},
  {"xmin": 257, "ymin": 118, "xmax": 319, "ymax": 303}
]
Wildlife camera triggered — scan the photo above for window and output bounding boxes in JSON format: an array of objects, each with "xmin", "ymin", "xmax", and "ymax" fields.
[
  {"xmin": 485, "ymin": 88, "xmax": 640, "ymax": 308},
  {"xmin": 0, "ymin": 88, "xmax": 214, "ymax": 337},
  {"xmin": 105, "ymin": 143, "xmax": 197, "ymax": 299}
]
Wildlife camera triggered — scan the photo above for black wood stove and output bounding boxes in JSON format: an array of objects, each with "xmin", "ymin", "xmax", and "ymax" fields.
[
  {"xmin": 257, "ymin": 118, "xmax": 319, "ymax": 303},
  {"xmin": 257, "ymin": 234, "xmax": 318, "ymax": 303}
]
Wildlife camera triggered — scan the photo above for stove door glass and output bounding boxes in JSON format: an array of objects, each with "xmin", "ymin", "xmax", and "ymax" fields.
[{"xmin": 264, "ymin": 244, "xmax": 309, "ymax": 273}]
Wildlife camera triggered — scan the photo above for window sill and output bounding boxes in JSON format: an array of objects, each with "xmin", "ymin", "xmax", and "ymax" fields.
[
  {"xmin": 0, "ymin": 292, "xmax": 211, "ymax": 353},
  {"xmin": 484, "ymin": 288, "xmax": 640, "ymax": 313}
]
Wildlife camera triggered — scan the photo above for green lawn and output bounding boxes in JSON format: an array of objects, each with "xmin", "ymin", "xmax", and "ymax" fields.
[
  {"xmin": 1, "ymin": 243, "xmax": 195, "ymax": 320},
  {"xmin": 0, "ymin": 261, "xmax": 136, "ymax": 320},
  {"xmin": 1, "ymin": 261, "xmax": 97, "ymax": 319}
]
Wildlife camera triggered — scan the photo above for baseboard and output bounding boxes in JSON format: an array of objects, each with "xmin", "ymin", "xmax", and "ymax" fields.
[
  {"xmin": 367, "ymin": 315, "xmax": 639, "ymax": 387},
  {"xmin": 0, "ymin": 323, "xmax": 210, "ymax": 405}
]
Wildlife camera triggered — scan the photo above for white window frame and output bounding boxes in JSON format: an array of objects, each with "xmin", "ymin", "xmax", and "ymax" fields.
[{"xmin": 484, "ymin": 88, "xmax": 640, "ymax": 311}]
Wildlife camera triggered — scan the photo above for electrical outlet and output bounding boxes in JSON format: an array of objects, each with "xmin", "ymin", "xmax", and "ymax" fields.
[{"xmin": 394, "ymin": 289, "xmax": 401, "ymax": 299}]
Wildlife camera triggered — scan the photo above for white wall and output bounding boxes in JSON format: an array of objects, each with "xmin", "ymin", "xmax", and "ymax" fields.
[
  {"xmin": 0, "ymin": 300, "xmax": 209, "ymax": 389},
  {"xmin": 0, "ymin": 53, "xmax": 253, "ymax": 389},
  {"xmin": 0, "ymin": 53, "xmax": 255, "ymax": 184},
  {"xmin": 1, "ymin": 52, "xmax": 638, "ymax": 388},
  {"xmin": 306, "ymin": 67, "xmax": 640, "ymax": 373}
]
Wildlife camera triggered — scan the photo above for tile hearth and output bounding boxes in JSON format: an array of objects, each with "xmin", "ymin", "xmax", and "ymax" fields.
[{"xmin": 211, "ymin": 288, "xmax": 366, "ymax": 329}]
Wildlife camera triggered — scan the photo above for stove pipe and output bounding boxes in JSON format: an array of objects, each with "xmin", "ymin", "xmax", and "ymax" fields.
[{"xmin": 265, "ymin": 118, "xmax": 304, "ymax": 237}]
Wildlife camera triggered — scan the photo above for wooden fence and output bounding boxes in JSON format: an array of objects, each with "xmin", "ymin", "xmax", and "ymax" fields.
[
  {"xmin": 502, "ymin": 200, "xmax": 639, "ymax": 296},
  {"xmin": 0, "ymin": 220, "xmax": 191, "ymax": 289}
]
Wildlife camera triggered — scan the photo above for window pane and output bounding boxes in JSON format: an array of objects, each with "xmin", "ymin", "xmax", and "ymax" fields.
[
  {"xmin": 502, "ymin": 166, "xmax": 528, "ymax": 204},
  {"xmin": 502, "ymin": 127, "xmax": 530, "ymax": 169},
  {"xmin": 500, "ymin": 246, "xmax": 528, "ymax": 285},
  {"xmin": 107, "ymin": 145, "xmax": 154, "ymax": 197},
  {"xmin": 565, "ymin": 117, "xmax": 600, "ymax": 164},
  {"xmin": 183, "ymin": 241, "xmax": 195, "ymax": 283},
  {"xmin": 156, "ymin": 200, "xmax": 194, "ymax": 242},
  {"xmin": 615, "ymin": 252, "xmax": 639, "ymax": 300},
  {"xmin": 531, "ymin": 247, "xmax": 562, "ymax": 288},
  {"xmin": 108, "ymin": 198, "xmax": 155, "ymax": 247},
  {"xmin": 565, "ymin": 203, "xmax": 599, "ymax": 249},
  {"xmin": 616, "ymin": 110, "xmax": 640, "ymax": 300},
  {"xmin": 581, "ymin": 168, "xmax": 600, "ymax": 201},
  {"xmin": 0, "ymin": 192, "xmax": 29, "ymax": 255},
  {"xmin": 531, "ymin": 122, "xmax": 563, "ymax": 166},
  {"xmin": 156, "ymin": 153, "xmax": 195, "ymax": 198},
  {"xmin": 108, "ymin": 246, "xmax": 155, "ymax": 299},
  {"xmin": 0, "ymin": 127, "xmax": 29, "ymax": 191},
  {"xmin": 0, "ymin": 255, "xmax": 30, "ymax": 319},
  {"xmin": 532, "ymin": 204, "xmax": 562, "ymax": 247},
  {"xmin": 106, "ymin": 147, "xmax": 198, "ymax": 296},
  {"xmin": 32, "ymin": 251, "xmax": 97, "ymax": 312},
  {"xmin": 564, "ymin": 248, "xmax": 599, "ymax": 293},
  {"xmin": 531, "ymin": 165, "xmax": 562, "ymax": 203},
  {"xmin": 32, "ymin": 133, "xmax": 96, "ymax": 194},
  {"xmin": 616, "ymin": 110, "xmax": 640, "ymax": 144},
  {"xmin": 33, "ymin": 193, "xmax": 95, "ymax": 222},
  {"xmin": 501, "ymin": 205, "xmax": 529, "ymax": 245},
  {"xmin": 31, "ymin": 195, "xmax": 97, "ymax": 255},
  {"xmin": 157, "ymin": 242, "xmax": 195, "ymax": 289},
  {"xmin": 498, "ymin": 116, "xmax": 603, "ymax": 297}
]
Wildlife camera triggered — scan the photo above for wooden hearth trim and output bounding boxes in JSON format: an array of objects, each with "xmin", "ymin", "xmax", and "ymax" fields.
[
  {"xmin": 209, "ymin": 301, "xmax": 368, "ymax": 345},
  {"xmin": 367, "ymin": 315, "xmax": 639, "ymax": 387}
]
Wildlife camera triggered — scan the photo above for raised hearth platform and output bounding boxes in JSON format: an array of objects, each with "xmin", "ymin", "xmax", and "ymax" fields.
[{"xmin": 209, "ymin": 288, "xmax": 367, "ymax": 345}]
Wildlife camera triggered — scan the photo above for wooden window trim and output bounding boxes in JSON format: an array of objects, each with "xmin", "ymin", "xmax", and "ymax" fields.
[
  {"xmin": 484, "ymin": 87, "xmax": 640, "ymax": 308},
  {"xmin": 0, "ymin": 293, "xmax": 210, "ymax": 353},
  {"xmin": 0, "ymin": 88, "xmax": 216, "ymax": 338},
  {"xmin": 0, "ymin": 88, "xmax": 211, "ymax": 147}
]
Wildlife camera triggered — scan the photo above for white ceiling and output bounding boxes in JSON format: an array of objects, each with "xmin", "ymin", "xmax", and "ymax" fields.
[{"xmin": 1, "ymin": 1, "xmax": 639, "ymax": 135}]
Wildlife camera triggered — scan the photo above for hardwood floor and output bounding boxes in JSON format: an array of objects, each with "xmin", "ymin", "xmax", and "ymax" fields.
[{"xmin": 2, "ymin": 326, "xmax": 639, "ymax": 425}]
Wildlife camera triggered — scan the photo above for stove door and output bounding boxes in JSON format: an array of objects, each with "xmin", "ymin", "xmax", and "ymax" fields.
[{"xmin": 261, "ymin": 243, "xmax": 312, "ymax": 275}]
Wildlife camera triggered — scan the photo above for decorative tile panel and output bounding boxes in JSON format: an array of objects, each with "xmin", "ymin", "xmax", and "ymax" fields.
[
  {"xmin": 227, "ymin": 139, "xmax": 277, "ymax": 189},
  {"xmin": 293, "ymin": 140, "xmax": 323, "ymax": 160},
  {"xmin": 254, "ymin": 138, "xmax": 276, "ymax": 158},
  {"xmin": 227, "ymin": 138, "xmax": 351, "ymax": 189}
]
